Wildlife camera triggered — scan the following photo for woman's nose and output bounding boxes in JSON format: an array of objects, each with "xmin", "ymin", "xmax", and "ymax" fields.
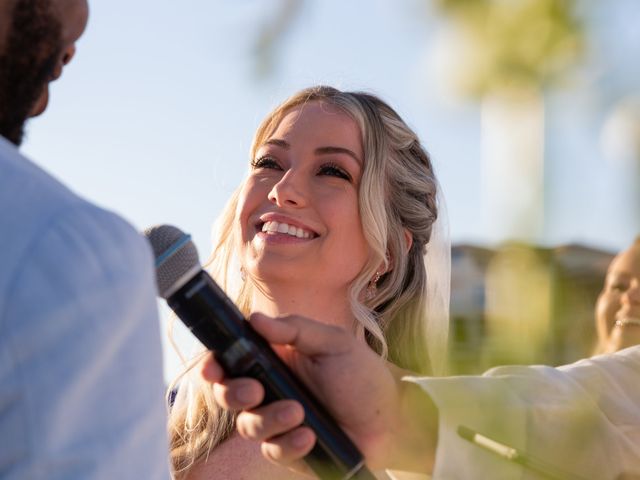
[{"xmin": 268, "ymin": 170, "xmax": 307, "ymax": 208}]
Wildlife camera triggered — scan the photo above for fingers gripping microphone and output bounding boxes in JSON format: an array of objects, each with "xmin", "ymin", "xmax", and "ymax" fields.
[{"xmin": 144, "ymin": 225, "xmax": 376, "ymax": 480}]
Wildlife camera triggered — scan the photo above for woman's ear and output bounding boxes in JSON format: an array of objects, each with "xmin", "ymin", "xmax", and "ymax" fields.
[
  {"xmin": 404, "ymin": 228, "xmax": 413, "ymax": 252},
  {"xmin": 377, "ymin": 231, "xmax": 413, "ymax": 276}
]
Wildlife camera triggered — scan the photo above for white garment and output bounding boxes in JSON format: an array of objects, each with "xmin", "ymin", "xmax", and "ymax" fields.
[
  {"xmin": 0, "ymin": 136, "xmax": 170, "ymax": 479},
  {"xmin": 409, "ymin": 346, "xmax": 640, "ymax": 479}
]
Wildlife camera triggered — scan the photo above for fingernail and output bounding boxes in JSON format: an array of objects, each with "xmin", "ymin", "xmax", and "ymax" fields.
[
  {"xmin": 277, "ymin": 405, "xmax": 298, "ymax": 425},
  {"xmin": 235, "ymin": 385, "xmax": 256, "ymax": 404},
  {"xmin": 292, "ymin": 429, "xmax": 312, "ymax": 448}
]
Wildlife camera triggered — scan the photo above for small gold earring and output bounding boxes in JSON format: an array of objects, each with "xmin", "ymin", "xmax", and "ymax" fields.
[{"xmin": 366, "ymin": 271, "xmax": 383, "ymax": 300}]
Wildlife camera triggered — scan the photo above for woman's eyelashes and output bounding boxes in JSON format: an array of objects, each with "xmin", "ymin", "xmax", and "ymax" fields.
[
  {"xmin": 608, "ymin": 278, "xmax": 629, "ymax": 293},
  {"xmin": 250, "ymin": 156, "xmax": 353, "ymax": 182},
  {"xmin": 317, "ymin": 162, "xmax": 352, "ymax": 181},
  {"xmin": 251, "ymin": 156, "xmax": 281, "ymax": 170},
  {"xmin": 613, "ymin": 284, "xmax": 629, "ymax": 293}
]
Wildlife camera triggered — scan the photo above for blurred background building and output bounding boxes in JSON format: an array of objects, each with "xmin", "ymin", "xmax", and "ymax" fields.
[{"xmin": 449, "ymin": 243, "xmax": 614, "ymax": 373}]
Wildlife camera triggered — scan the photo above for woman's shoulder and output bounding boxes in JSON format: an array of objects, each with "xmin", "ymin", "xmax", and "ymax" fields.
[
  {"xmin": 184, "ymin": 432, "xmax": 314, "ymax": 480},
  {"xmin": 386, "ymin": 470, "xmax": 431, "ymax": 480}
]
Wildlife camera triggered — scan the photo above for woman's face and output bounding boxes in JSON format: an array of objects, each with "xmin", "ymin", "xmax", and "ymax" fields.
[
  {"xmin": 237, "ymin": 101, "xmax": 370, "ymax": 292},
  {"xmin": 595, "ymin": 243, "xmax": 640, "ymax": 342}
]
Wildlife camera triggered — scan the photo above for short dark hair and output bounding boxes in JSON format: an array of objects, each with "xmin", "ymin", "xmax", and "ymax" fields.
[{"xmin": 0, "ymin": 0, "xmax": 61, "ymax": 145}]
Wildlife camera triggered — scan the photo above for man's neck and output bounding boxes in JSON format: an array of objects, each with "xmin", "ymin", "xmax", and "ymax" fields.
[{"xmin": 0, "ymin": 134, "xmax": 18, "ymax": 149}]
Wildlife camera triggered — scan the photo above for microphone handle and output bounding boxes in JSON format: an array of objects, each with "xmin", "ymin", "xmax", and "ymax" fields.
[{"xmin": 168, "ymin": 271, "xmax": 376, "ymax": 480}]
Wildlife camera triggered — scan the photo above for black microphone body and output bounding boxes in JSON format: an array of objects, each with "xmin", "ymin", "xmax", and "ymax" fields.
[{"xmin": 168, "ymin": 269, "xmax": 374, "ymax": 480}]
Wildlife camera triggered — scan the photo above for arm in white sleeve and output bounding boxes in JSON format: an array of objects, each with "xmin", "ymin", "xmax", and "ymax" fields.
[
  {"xmin": 408, "ymin": 347, "xmax": 640, "ymax": 479},
  {"xmin": 0, "ymin": 205, "xmax": 170, "ymax": 480}
]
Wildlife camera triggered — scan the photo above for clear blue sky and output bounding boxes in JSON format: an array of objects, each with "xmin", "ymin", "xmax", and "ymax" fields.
[{"xmin": 20, "ymin": 0, "xmax": 640, "ymax": 379}]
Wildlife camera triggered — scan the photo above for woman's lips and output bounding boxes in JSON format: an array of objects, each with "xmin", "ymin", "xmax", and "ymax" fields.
[
  {"xmin": 260, "ymin": 220, "xmax": 315, "ymax": 239},
  {"xmin": 617, "ymin": 305, "xmax": 640, "ymax": 322},
  {"xmin": 253, "ymin": 219, "xmax": 319, "ymax": 245}
]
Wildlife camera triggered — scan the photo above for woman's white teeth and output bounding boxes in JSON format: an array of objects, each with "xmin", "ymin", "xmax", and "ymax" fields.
[{"xmin": 261, "ymin": 221, "xmax": 311, "ymax": 238}]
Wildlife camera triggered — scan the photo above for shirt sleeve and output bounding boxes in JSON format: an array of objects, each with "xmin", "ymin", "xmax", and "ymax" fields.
[
  {"xmin": 0, "ymin": 204, "xmax": 170, "ymax": 480},
  {"xmin": 406, "ymin": 347, "xmax": 640, "ymax": 479}
]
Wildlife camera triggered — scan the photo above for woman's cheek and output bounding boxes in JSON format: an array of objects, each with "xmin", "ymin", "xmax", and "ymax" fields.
[{"xmin": 596, "ymin": 293, "xmax": 619, "ymax": 339}]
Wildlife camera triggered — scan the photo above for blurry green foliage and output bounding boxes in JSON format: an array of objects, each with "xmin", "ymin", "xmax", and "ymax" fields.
[
  {"xmin": 434, "ymin": 0, "xmax": 585, "ymax": 97},
  {"xmin": 252, "ymin": 0, "xmax": 303, "ymax": 78}
]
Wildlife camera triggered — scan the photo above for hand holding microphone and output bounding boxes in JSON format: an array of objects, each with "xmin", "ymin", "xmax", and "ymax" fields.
[
  {"xmin": 144, "ymin": 225, "xmax": 411, "ymax": 479},
  {"xmin": 204, "ymin": 312, "xmax": 405, "ymax": 474}
]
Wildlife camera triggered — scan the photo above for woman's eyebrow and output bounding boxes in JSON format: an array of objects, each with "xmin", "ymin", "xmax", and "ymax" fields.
[
  {"xmin": 608, "ymin": 272, "xmax": 632, "ymax": 281},
  {"xmin": 262, "ymin": 138, "xmax": 290, "ymax": 149},
  {"xmin": 315, "ymin": 146, "xmax": 362, "ymax": 165},
  {"xmin": 261, "ymin": 140, "xmax": 362, "ymax": 165}
]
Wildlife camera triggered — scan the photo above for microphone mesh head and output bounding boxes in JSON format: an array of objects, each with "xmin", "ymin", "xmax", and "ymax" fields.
[{"xmin": 143, "ymin": 224, "xmax": 201, "ymax": 298}]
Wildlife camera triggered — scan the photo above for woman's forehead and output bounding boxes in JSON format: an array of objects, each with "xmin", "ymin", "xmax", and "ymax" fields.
[
  {"xmin": 609, "ymin": 246, "xmax": 640, "ymax": 276},
  {"xmin": 276, "ymin": 101, "xmax": 353, "ymax": 130},
  {"xmin": 263, "ymin": 102, "xmax": 363, "ymax": 154}
]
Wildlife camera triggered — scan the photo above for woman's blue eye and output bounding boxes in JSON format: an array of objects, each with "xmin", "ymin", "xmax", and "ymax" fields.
[
  {"xmin": 251, "ymin": 156, "xmax": 280, "ymax": 170},
  {"xmin": 319, "ymin": 163, "xmax": 351, "ymax": 181}
]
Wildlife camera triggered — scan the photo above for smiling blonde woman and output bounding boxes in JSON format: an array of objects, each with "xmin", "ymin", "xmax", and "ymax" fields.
[
  {"xmin": 168, "ymin": 86, "xmax": 450, "ymax": 479},
  {"xmin": 594, "ymin": 237, "xmax": 640, "ymax": 354}
]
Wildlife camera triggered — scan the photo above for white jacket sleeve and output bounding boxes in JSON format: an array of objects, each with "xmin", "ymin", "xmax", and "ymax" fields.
[
  {"xmin": 407, "ymin": 347, "xmax": 640, "ymax": 479},
  {"xmin": 0, "ymin": 205, "xmax": 170, "ymax": 479}
]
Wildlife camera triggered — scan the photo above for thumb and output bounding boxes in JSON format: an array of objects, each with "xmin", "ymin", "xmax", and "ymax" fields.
[{"xmin": 248, "ymin": 313, "xmax": 350, "ymax": 356}]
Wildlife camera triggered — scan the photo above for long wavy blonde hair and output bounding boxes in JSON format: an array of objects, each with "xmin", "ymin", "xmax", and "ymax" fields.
[{"xmin": 168, "ymin": 86, "xmax": 446, "ymax": 476}]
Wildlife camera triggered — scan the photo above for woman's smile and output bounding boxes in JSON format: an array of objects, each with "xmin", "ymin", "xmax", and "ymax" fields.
[{"xmin": 255, "ymin": 213, "xmax": 319, "ymax": 240}]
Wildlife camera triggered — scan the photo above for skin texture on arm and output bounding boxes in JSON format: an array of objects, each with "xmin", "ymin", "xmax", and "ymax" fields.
[
  {"xmin": 201, "ymin": 313, "xmax": 439, "ymax": 475},
  {"xmin": 185, "ymin": 432, "xmax": 315, "ymax": 480}
]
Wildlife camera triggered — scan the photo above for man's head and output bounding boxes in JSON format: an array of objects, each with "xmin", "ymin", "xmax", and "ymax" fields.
[{"xmin": 0, "ymin": 0, "xmax": 88, "ymax": 145}]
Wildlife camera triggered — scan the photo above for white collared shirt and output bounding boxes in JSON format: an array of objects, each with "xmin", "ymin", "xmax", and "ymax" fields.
[{"xmin": 0, "ymin": 136, "xmax": 170, "ymax": 479}]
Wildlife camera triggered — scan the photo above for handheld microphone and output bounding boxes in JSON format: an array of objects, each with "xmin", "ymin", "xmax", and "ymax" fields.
[{"xmin": 144, "ymin": 224, "xmax": 376, "ymax": 480}]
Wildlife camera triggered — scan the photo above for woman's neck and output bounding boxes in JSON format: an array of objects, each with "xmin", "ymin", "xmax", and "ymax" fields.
[{"xmin": 250, "ymin": 280, "xmax": 356, "ymax": 330}]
